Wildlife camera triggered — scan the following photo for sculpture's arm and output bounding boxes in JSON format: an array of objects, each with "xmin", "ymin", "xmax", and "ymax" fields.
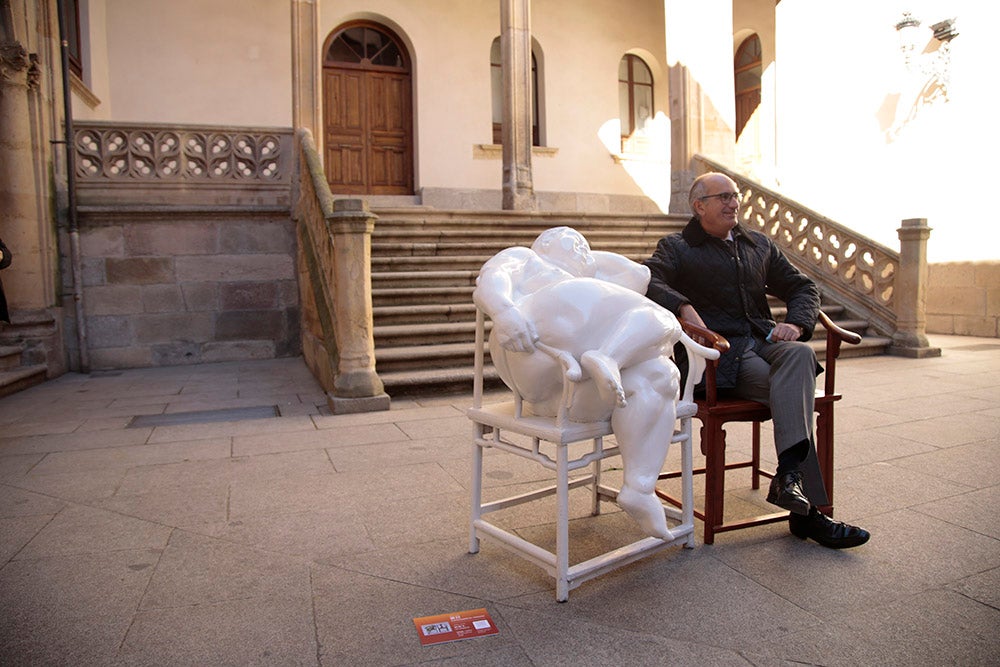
[
  {"xmin": 592, "ymin": 250, "xmax": 650, "ymax": 294},
  {"xmin": 473, "ymin": 250, "xmax": 539, "ymax": 353}
]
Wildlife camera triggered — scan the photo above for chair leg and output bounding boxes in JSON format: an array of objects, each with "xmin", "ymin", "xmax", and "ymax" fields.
[
  {"xmin": 470, "ymin": 425, "xmax": 484, "ymax": 554},
  {"xmin": 702, "ymin": 422, "xmax": 726, "ymax": 545},
  {"xmin": 751, "ymin": 421, "xmax": 762, "ymax": 490},
  {"xmin": 556, "ymin": 442, "xmax": 570, "ymax": 602},
  {"xmin": 816, "ymin": 404, "xmax": 835, "ymax": 517}
]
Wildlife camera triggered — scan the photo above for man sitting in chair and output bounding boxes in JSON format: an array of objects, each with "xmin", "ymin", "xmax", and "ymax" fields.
[
  {"xmin": 643, "ymin": 171, "xmax": 870, "ymax": 549},
  {"xmin": 473, "ymin": 226, "xmax": 690, "ymax": 540}
]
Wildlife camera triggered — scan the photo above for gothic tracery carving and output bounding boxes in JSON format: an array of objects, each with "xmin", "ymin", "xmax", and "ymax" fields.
[{"xmin": 74, "ymin": 125, "xmax": 285, "ymax": 182}]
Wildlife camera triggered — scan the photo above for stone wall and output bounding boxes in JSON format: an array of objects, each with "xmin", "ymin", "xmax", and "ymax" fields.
[
  {"xmin": 926, "ymin": 262, "xmax": 1000, "ymax": 338},
  {"xmin": 68, "ymin": 208, "xmax": 300, "ymax": 370}
]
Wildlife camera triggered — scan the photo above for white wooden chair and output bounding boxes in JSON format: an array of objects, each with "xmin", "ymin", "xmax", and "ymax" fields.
[{"xmin": 467, "ymin": 308, "xmax": 718, "ymax": 601}]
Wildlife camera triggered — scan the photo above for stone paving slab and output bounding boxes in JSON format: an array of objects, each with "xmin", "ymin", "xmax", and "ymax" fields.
[{"xmin": 0, "ymin": 336, "xmax": 997, "ymax": 665}]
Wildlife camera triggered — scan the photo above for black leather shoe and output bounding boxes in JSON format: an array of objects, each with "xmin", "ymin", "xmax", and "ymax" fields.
[
  {"xmin": 789, "ymin": 511, "xmax": 871, "ymax": 549},
  {"xmin": 766, "ymin": 471, "xmax": 811, "ymax": 516}
]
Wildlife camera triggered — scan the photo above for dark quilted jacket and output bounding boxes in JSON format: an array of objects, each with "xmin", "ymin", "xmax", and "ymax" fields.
[{"xmin": 643, "ymin": 217, "xmax": 820, "ymax": 389}]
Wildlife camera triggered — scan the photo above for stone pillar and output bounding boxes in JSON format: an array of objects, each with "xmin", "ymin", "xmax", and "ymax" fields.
[
  {"xmin": 500, "ymin": 0, "xmax": 536, "ymax": 210},
  {"xmin": 0, "ymin": 38, "xmax": 36, "ymax": 305},
  {"xmin": 291, "ymin": 0, "xmax": 320, "ymax": 139},
  {"xmin": 891, "ymin": 218, "xmax": 941, "ymax": 358},
  {"xmin": 327, "ymin": 199, "xmax": 390, "ymax": 413}
]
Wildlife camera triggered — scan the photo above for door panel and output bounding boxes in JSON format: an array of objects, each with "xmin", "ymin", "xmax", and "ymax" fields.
[
  {"xmin": 322, "ymin": 65, "xmax": 412, "ymax": 194},
  {"xmin": 324, "ymin": 70, "xmax": 367, "ymax": 192}
]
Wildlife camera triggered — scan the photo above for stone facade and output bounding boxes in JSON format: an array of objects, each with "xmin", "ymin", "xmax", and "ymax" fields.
[
  {"xmin": 927, "ymin": 262, "xmax": 1000, "ymax": 338},
  {"xmin": 69, "ymin": 209, "xmax": 300, "ymax": 370}
]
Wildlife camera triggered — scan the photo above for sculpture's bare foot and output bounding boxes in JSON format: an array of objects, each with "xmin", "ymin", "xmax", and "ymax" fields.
[
  {"xmin": 617, "ymin": 485, "xmax": 674, "ymax": 540},
  {"xmin": 580, "ymin": 350, "xmax": 626, "ymax": 408}
]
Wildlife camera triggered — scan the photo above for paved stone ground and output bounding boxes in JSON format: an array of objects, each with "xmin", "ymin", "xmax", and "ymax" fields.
[{"xmin": 0, "ymin": 334, "xmax": 997, "ymax": 666}]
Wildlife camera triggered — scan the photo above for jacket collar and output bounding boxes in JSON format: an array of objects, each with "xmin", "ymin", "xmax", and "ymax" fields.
[{"xmin": 682, "ymin": 216, "xmax": 757, "ymax": 247}]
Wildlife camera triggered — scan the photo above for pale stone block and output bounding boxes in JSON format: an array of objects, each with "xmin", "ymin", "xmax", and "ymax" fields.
[
  {"xmin": 201, "ymin": 341, "xmax": 275, "ymax": 362},
  {"xmin": 150, "ymin": 341, "xmax": 202, "ymax": 365},
  {"xmin": 215, "ymin": 310, "xmax": 282, "ymax": 340},
  {"xmin": 142, "ymin": 285, "xmax": 185, "ymax": 313},
  {"xmin": 175, "ymin": 255, "xmax": 294, "ymax": 282},
  {"xmin": 925, "ymin": 314, "xmax": 955, "ymax": 335},
  {"xmin": 81, "ymin": 257, "xmax": 107, "ymax": 286},
  {"xmin": 180, "ymin": 282, "xmax": 219, "ymax": 311},
  {"xmin": 927, "ymin": 286, "xmax": 985, "ymax": 316},
  {"xmin": 81, "ymin": 226, "xmax": 125, "ymax": 257},
  {"xmin": 87, "ymin": 346, "xmax": 153, "ymax": 370},
  {"xmin": 953, "ymin": 316, "xmax": 999, "ymax": 337},
  {"xmin": 986, "ymin": 287, "xmax": 1000, "ymax": 317},
  {"xmin": 133, "ymin": 313, "xmax": 214, "ymax": 344},
  {"xmin": 928, "ymin": 262, "xmax": 971, "ymax": 287},
  {"xmin": 87, "ymin": 315, "xmax": 135, "ymax": 349},
  {"xmin": 85, "ymin": 285, "xmax": 143, "ymax": 315},
  {"xmin": 973, "ymin": 262, "xmax": 1000, "ymax": 288},
  {"xmin": 220, "ymin": 281, "xmax": 278, "ymax": 310},
  {"xmin": 125, "ymin": 222, "xmax": 219, "ymax": 256},
  {"xmin": 106, "ymin": 257, "xmax": 175, "ymax": 285},
  {"xmin": 218, "ymin": 220, "xmax": 295, "ymax": 254}
]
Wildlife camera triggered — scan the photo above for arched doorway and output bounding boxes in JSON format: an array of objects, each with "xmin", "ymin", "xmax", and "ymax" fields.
[{"xmin": 322, "ymin": 22, "xmax": 413, "ymax": 194}]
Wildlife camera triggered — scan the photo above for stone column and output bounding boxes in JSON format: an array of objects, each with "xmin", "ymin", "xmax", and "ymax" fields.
[
  {"xmin": 500, "ymin": 0, "xmax": 536, "ymax": 210},
  {"xmin": 890, "ymin": 218, "xmax": 941, "ymax": 358},
  {"xmin": 291, "ymin": 0, "xmax": 320, "ymax": 139},
  {"xmin": 327, "ymin": 199, "xmax": 390, "ymax": 413},
  {"xmin": 0, "ymin": 36, "xmax": 41, "ymax": 306}
]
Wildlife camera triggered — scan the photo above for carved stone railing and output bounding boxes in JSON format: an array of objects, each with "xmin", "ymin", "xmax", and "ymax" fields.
[
  {"xmin": 696, "ymin": 155, "xmax": 898, "ymax": 336},
  {"xmin": 293, "ymin": 128, "xmax": 389, "ymax": 413},
  {"xmin": 73, "ymin": 121, "xmax": 293, "ymax": 207}
]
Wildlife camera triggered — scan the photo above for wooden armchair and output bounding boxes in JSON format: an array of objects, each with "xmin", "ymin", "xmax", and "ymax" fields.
[{"xmin": 655, "ymin": 311, "xmax": 862, "ymax": 544}]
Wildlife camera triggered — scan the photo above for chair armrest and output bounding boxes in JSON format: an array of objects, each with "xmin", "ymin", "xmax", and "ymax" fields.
[
  {"xmin": 818, "ymin": 311, "xmax": 862, "ymax": 346},
  {"xmin": 679, "ymin": 321, "xmax": 730, "ymax": 405},
  {"xmin": 817, "ymin": 310, "xmax": 862, "ymax": 396}
]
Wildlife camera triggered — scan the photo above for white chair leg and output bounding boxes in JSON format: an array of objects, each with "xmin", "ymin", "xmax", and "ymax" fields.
[
  {"xmin": 556, "ymin": 442, "xmax": 570, "ymax": 602},
  {"xmin": 469, "ymin": 425, "xmax": 484, "ymax": 554}
]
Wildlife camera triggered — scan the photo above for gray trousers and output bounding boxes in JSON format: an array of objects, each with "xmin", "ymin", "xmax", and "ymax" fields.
[{"xmin": 734, "ymin": 340, "xmax": 830, "ymax": 506}]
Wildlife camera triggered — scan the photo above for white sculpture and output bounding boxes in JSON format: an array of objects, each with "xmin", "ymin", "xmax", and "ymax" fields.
[{"xmin": 473, "ymin": 226, "xmax": 685, "ymax": 539}]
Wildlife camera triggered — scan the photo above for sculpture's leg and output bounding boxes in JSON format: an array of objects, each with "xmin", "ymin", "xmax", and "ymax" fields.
[{"xmin": 612, "ymin": 359, "xmax": 679, "ymax": 540}]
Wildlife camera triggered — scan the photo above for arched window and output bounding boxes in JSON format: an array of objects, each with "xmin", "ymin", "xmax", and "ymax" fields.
[
  {"xmin": 734, "ymin": 34, "xmax": 762, "ymax": 139},
  {"xmin": 490, "ymin": 38, "xmax": 539, "ymax": 146},
  {"xmin": 618, "ymin": 54, "xmax": 654, "ymax": 145}
]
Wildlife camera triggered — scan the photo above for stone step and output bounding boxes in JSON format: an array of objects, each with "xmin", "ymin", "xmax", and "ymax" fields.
[
  {"xmin": 372, "ymin": 270, "xmax": 479, "ymax": 290},
  {"xmin": 376, "ymin": 342, "xmax": 482, "ymax": 373},
  {"xmin": 375, "ymin": 321, "xmax": 477, "ymax": 347},
  {"xmin": 372, "ymin": 286, "xmax": 474, "ymax": 308},
  {"xmin": 0, "ymin": 344, "xmax": 24, "ymax": 371},
  {"xmin": 374, "ymin": 303, "xmax": 477, "ymax": 326},
  {"xmin": 0, "ymin": 364, "xmax": 48, "ymax": 399},
  {"xmin": 378, "ymin": 364, "xmax": 502, "ymax": 397}
]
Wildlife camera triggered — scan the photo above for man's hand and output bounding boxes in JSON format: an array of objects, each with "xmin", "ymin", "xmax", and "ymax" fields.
[
  {"xmin": 492, "ymin": 305, "xmax": 538, "ymax": 352},
  {"xmin": 769, "ymin": 322, "xmax": 803, "ymax": 342},
  {"xmin": 678, "ymin": 304, "xmax": 707, "ymax": 329}
]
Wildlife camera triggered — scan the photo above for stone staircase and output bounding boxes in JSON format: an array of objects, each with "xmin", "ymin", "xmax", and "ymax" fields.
[
  {"xmin": 370, "ymin": 209, "xmax": 892, "ymax": 397},
  {"xmin": 0, "ymin": 310, "xmax": 55, "ymax": 398}
]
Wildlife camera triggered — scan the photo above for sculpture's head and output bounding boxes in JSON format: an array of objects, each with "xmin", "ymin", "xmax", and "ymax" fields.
[{"xmin": 531, "ymin": 227, "xmax": 596, "ymax": 277}]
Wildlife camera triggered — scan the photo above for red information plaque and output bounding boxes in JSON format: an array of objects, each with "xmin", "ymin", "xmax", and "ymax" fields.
[{"xmin": 412, "ymin": 608, "xmax": 499, "ymax": 647}]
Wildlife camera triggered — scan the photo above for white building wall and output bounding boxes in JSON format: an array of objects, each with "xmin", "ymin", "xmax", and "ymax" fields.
[
  {"xmin": 75, "ymin": 0, "xmax": 293, "ymax": 126},
  {"xmin": 774, "ymin": 0, "xmax": 997, "ymax": 262}
]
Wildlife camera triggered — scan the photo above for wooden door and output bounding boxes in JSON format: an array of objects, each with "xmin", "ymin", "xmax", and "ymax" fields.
[{"xmin": 323, "ymin": 23, "xmax": 413, "ymax": 195}]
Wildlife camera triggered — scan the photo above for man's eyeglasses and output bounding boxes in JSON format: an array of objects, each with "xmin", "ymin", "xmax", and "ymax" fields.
[{"xmin": 698, "ymin": 192, "xmax": 742, "ymax": 205}]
